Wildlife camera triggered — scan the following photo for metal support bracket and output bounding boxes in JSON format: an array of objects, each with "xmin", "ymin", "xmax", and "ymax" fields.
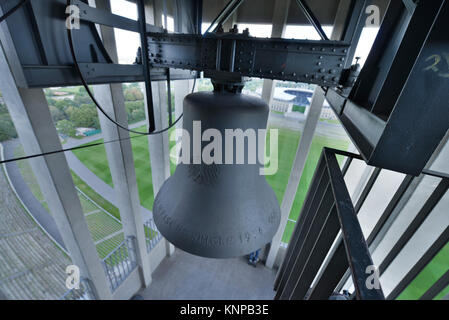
[{"xmin": 147, "ymin": 31, "xmax": 351, "ymax": 87}]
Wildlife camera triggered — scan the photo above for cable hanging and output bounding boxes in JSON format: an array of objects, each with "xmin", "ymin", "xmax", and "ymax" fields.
[
  {"xmin": 66, "ymin": 0, "xmax": 193, "ymax": 136},
  {"xmin": 0, "ymin": 0, "xmax": 197, "ymax": 164}
]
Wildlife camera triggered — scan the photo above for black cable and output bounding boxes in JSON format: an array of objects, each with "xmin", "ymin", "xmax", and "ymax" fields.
[
  {"xmin": 0, "ymin": 0, "xmax": 197, "ymax": 165},
  {"xmin": 0, "ymin": 0, "xmax": 28, "ymax": 23},
  {"xmin": 1, "ymin": 76, "xmax": 196, "ymax": 165},
  {"xmin": 66, "ymin": 0, "xmax": 191, "ymax": 136},
  {"xmin": 1, "ymin": 131, "xmax": 148, "ymax": 165},
  {"xmin": 0, "ymin": 76, "xmax": 196, "ymax": 165}
]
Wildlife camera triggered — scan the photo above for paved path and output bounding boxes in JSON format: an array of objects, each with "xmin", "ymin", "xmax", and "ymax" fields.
[
  {"xmin": 1, "ymin": 140, "xmax": 66, "ymax": 251},
  {"xmin": 64, "ymin": 120, "xmax": 147, "ymax": 147}
]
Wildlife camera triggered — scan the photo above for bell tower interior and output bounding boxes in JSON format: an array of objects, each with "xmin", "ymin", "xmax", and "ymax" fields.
[{"xmin": 0, "ymin": 0, "xmax": 448, "ymax": 303}]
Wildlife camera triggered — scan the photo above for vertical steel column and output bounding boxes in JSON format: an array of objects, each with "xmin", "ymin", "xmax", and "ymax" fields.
[{"xmin": 137, "ymin": 0, "xmax": 156, "ymax": 132}]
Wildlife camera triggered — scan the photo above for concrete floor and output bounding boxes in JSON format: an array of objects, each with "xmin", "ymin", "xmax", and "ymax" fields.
[{"xmin": 140, "ymin": 249, "xmax": 277, "ymax": 300}]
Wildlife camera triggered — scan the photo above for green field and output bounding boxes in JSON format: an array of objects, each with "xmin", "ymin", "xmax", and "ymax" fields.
[
  {"xmin": 398, "ymin": 241, "xmax": 449, "ymax": 300},
  {"xmin": 71, "ymin": 125, "xmax": 449, "ymax": 299},
  {"xmin": 72, "ymin": 125, "xmax": 350, "ymax": 243},
  {"xmin": 14, "ymin": 145, "xmax": 127, "ymax": 259},
  {"xmin": 11, "ymin": 121, "xmax": 449, "ymax": 299}
]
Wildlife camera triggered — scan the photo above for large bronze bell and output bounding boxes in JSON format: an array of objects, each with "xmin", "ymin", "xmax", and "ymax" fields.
[{"xmin": 153, "ymin": 89, "xmax": 281, "ymax": 258}]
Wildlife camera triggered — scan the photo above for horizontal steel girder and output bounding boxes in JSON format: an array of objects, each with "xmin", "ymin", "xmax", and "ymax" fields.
[{"xmin": 147, "ymin": 32, "xmax": 351, "ymax": 87}]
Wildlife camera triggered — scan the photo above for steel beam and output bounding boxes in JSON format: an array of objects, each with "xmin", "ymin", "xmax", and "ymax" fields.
[{"xmin": 147, "ymin": 32, "xmax": 350, "ymax": 87}]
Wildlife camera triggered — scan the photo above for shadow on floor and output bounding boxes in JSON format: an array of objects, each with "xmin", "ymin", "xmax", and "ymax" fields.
[{"xmin": 140, "ymin": 249, "xmax": 277, "ymax": 300}]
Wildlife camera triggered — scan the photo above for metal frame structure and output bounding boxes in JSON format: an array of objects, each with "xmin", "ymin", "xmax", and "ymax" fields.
[
  {"xmin": 325, "ymin": 0, "xmax": 449, "ymax": 176},
  {"xmin": 276, "ymin": 145, "xmax": 449, "ymax": 300},
  {"xmin": 102, "ymin": 236, "xmax": 138, "ymax": 292},
  {"xmin": 0, "ymin": 0, "xmax": 201, "ymax": 88},
  {"xmin": 3, "ymin": 0, "xmax": 446, "ymax": 173},
  {"xmin": 147, "ymin": 32, "xmax": 351, "ymax": 87},
  {"xmin": 1, "ymin": 0, "xmax": 449, "ymax": 300},
  {"xmin": 274, "ymin": 148, "xmax": 385, "ymax": 300}
]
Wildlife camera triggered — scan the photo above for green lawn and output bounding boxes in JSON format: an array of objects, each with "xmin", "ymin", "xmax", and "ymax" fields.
[
  {"xmin": 69, "ymin": 124, "xmax": 449, "ymax": 301},
  {"xmin": 398, "ymin": 242, "xmax": 449, "ymax": 300},
  {"xmin": 85, "ymin": 212, "xmax": 122, "ymax": 243},
  {"xmin": 265, "ymin": 129, "xmax": 349, "ymax": 242},
  {"xmin": 72, "ymin": 126, "xmax": 349, "ymax": 243},
  {"xmin": 71, "ymin": 171, "xmax": 121, "ymax": 221},
  {"xmin": 14, "ymin": 145, "xmax": 127, "ymax": 259},
  {"xmin": 73, "ymin": 126, "xmax": 180, "ymax": 212},
  {"xmin": 11, "ymin": 119, "xmax": 449, "ymax": 299},
  {"xmin": 14, "ymin": 145, "xmax": 107, "ymax": 217},
  {"xmin": 96, "ymin": 233, "xmax": 125, "ymax": 260}
]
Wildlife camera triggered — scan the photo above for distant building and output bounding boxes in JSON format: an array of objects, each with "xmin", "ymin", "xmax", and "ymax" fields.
[
  {"xmin": 306, "ymin": 97, "xmax": 338, "ymax": 120},
  {"xmin": 254, "ymin": 87, "xmax": 296, "ymax": 113},
  {"xmin": 247, "ymin": 87, "xmax": 337, "ymax": 120},
  {"xmin": 282, "ymin": 88, "xmax": 314, "ymax": 107},
  {"xmin": 320, "ymin": 104, "xmax": 337, "ymax": 120},
  {"xmin": 76, "ymin": 127, "xmax": 95, "ymax": 137},
  {"xmin": 52, "ymin": 92, "xmax": 75, "ymax": 101}
]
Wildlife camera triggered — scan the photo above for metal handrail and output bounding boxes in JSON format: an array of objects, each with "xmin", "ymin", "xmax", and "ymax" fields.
[
  {"xmin": 59, "ymin": 278, "xmax": 95, "ymax": 300},
  {"xmin": 102, "ymin": 236, "xmax": 138, "ymax": 292},
  {"xmin": 274, "ymin": 148, "xmax": 385, "ymax": 300},
  {"xmin": 144, "ymin": 218, "xmax": 163, "ymax": 253}
]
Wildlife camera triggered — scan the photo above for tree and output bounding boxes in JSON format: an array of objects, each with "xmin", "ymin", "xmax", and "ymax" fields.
[
  {"xmin": 49, "ymin": 105, "xmax": 64, "ymax": 122},
  {"xmin": 124, "ymin": 87, "xmax": 144, "ymax": 101},
  {"xmin": 74, "ymin": 92, "xmax": 92, "ymax": 105},
  {"xmin": 0, "ymin": 114, "xmax": 17, "ymax": 141},
  {"xmin": 69, "ymin": 104, "xmax": 99, "ymax": 128},
  {"xmin": 125, "ymin": 100, "xmax": 145, "ymax": 123},
  {"xmin": 54, "ymin": 99, "xmax": 73, "ymax": 112},
  {"xmin": 131, "ymin": 108, "xmax": 145, "ymax": 122},
  {"xmin": 56, "ymin": 119, "xmax": 76, "ymax": 137},
  {"xmin": 0, "ymin": 103, "xmax": 7, "ymax": 114}
]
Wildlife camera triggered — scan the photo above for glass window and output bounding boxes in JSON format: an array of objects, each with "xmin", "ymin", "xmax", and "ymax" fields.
[{"xmin": 0, "ymin": 90, "xmax": 71, "ymax": 299}]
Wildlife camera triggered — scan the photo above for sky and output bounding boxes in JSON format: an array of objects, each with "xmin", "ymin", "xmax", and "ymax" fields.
[{"xmin": 109, "ymin": 0, "xmax": 379, "ymax": 67}]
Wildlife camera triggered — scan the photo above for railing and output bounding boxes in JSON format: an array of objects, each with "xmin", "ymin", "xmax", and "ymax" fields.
[
  {"xmin": 59, "ymin": 278, "xmax": 95, "ymax": 300},
  {"xmin": 144, "ymin": 218, "xmax": 163, "ymax": 252},
  {"xmin": 275, "ymin": 148, "xmax": 385, "ymax": 300},
  {"xmin": 102, "ymin": 236, "xmax": 138, "ymax": 292}
]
